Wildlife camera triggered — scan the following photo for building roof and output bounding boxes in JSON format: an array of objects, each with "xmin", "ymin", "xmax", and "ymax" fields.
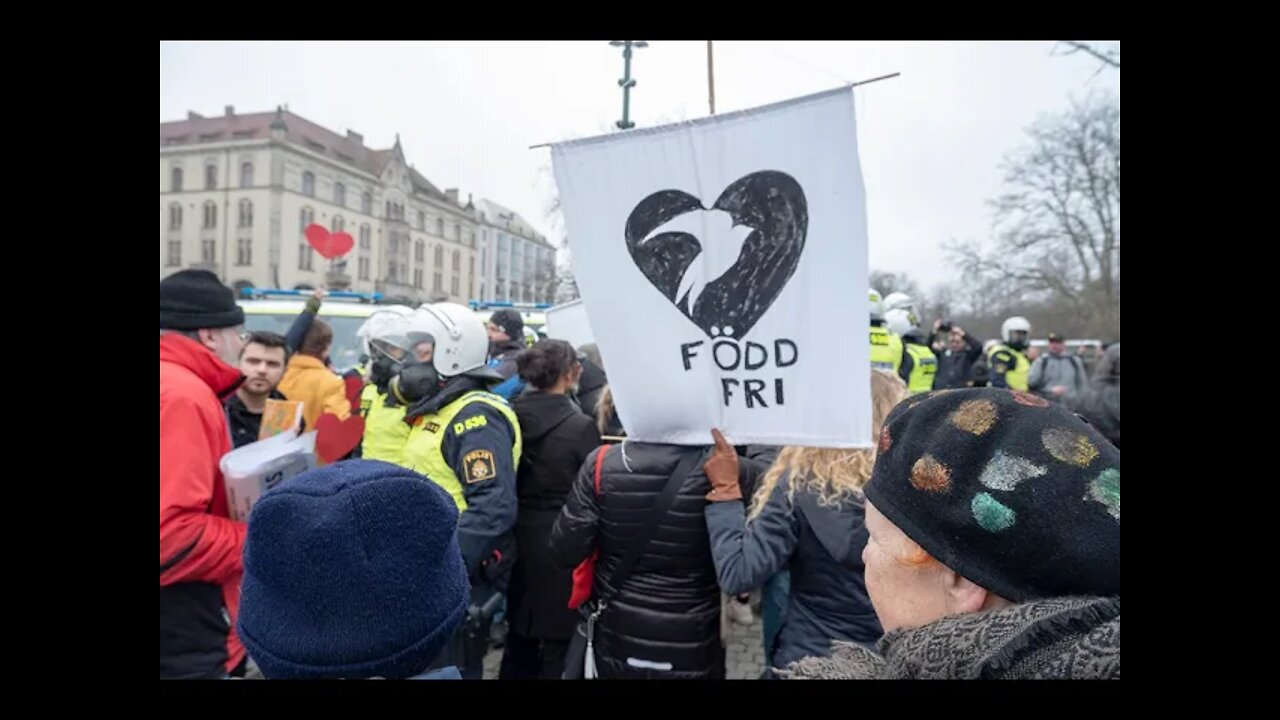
[
  {"xmin": 475, "ymin": 198, "xmax": 552, "ymax": 248},
  {"xmin": 160, "ymin": 107, "xmax": 464, "ymax": 209}
]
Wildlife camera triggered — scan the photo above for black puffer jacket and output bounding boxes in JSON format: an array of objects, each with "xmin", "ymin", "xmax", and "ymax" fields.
[
  {"xmin": 550, "ymin": 442, "xmax": 725, "ymax": 679},
  {"xmin": 705, "ymin": 474, "xmax": 882, "ymax": 669},
  {"xmin": 508, "ymin": 392, "xmax": 601, "ymax": 641}
]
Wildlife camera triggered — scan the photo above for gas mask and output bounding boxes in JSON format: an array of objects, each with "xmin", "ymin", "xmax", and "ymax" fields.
[{"xmin": 391, "ymin": 361, "xmax": 442, "ymax": 405}]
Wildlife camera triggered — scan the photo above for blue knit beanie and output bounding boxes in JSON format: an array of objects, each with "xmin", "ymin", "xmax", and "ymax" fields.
[{"xmin": 237, "ymin": 460, "xmax": 470, "ymax": 679}]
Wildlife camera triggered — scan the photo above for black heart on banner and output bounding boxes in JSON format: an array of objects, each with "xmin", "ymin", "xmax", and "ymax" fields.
[{"xmin": 624, "ymin": 171, "xmax": 808, "ymax": 339}]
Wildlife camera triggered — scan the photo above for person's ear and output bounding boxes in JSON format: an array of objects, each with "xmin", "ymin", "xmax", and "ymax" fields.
[
  {"xmin": 197, "ymin": 328, "xmax": 219, "ymax": 352},
  {"xmin": 941, "ymin": 567, "xmax": 991, "ymax": 615}
]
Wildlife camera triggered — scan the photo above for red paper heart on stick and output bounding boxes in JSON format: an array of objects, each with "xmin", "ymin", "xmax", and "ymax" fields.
[
  {"xmin": 344, "ymin": 375, "xmax": 365, "ymax": 408},
  {"xmin": 304, "ymin": 224, "xmax": 355, "ymax": 260},
  {"xmin": 315, "ymin": 413, "xmax": 365, "ymax": 463}
]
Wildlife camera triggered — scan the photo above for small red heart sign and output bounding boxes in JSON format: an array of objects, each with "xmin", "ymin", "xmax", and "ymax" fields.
[
  {"xmin": 315, "ymin": 413, "xmax": 365, "ymax": 463},
  {"xmin": 304, "ymin": 224, "xmax": 355, "ymax": 260},
  {"xmin": 344, "ymin": 375, "xmax": 365, "ymax": 408}
]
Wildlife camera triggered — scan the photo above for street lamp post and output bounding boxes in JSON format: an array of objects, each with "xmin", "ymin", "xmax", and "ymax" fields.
[{"xmin": 610, "ymin": 40, "xmax": 648, "ymax": 130}]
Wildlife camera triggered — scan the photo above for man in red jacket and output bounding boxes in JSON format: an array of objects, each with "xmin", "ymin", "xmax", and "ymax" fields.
[{"xmin": 160, "ymin": 269, "xmax": 249, "ymax": 679}]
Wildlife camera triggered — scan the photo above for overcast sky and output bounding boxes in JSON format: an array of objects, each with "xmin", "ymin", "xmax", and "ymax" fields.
[{"xmin": 160, "ymin": 40, "xmax": 1119, "ymax": 292}]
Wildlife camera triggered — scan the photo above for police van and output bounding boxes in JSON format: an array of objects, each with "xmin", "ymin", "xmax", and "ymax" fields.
[{"xmin": 237, "ymin": 289, "xmax": 384, "ymax": 374}]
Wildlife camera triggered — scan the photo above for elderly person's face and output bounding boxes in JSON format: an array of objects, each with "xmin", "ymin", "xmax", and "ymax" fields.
[{"xmin": 863, "ymin": 501, "xmax": 1003, "ymax": 631}]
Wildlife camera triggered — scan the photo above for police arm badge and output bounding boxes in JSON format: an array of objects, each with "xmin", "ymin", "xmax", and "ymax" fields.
[{"xmin": 463, "ymin": 449, "xmax": 497, "ymax": 484}]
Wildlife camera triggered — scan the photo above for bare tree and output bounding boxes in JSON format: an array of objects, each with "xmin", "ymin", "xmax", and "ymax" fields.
[
  {"xmin": 948, "ymin": 92, "xmax": 1120, "ymax": 336},
  {"xmin": 1056, "ymin": 41, "xmax": 1120, "ymax": 70},
  {"xmin": 869, "ymin": 270, "xmax": 923, "ymax": 299}
]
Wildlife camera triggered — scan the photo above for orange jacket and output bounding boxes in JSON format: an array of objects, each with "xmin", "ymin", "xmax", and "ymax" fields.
[
  {"xmin": 159, "ymin": 333, "xmax": 247, "ymax": 676},
  {"xmin": 279, "ymin": 354, "xmax": 352, "ymax": 431}
]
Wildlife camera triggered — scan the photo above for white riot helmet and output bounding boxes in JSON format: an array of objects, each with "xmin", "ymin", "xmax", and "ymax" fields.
[
  {"xmin": 885, "ymin": 307, "xmax": 919, "ymax": 337},
  {"xmin": 869, "ymin": 289, "xmax": 885, "ymax": 323},
  {"xmin": 883, "ymin": 293, "xmax": 919, "ymax": 336},
  {"xmin": 1001, "ymin": 316, "xmax": 1032, "ymax": 349},
  {"xmin": 883, "ymin": 292, "xmax": 914, "ymax": 313},
  {"xmin": 357, "ymin": 305, "xmax": 414, "ymax": 358},
  {"xmin": 403, "ymin": 302, "xmax": 490, "ymax": 378}
]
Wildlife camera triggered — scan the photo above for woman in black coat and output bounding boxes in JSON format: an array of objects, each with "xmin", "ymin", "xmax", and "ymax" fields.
[
  {"xmin": 499, "ymin": 340, "xmax": 602, "ymax": 679},
  {"xmin": 551, "ymin": 441, "xmax": 727, "ymax": 679}
]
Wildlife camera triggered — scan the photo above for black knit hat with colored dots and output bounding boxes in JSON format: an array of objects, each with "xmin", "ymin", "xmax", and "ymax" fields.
[{"xmin": 867, "ymin": 387, "xmax": 1120, "ymax": 603}]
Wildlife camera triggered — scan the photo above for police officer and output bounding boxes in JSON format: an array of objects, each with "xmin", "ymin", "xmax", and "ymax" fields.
[
  {"xmin": 393, "ymin": 302, "xmax": 523, "ymax": 679},
  {"xmin": 884, "ymin": 293, "xmax": 938, "ymax": 394},
  {"xmin": 354, "ymin": 309, "xmax": 415, "ymax": 465},
  {"xmin": 988, "ymin": 316, "xmax": 1033, "ymax": 391},
  {"xmin": 869, "ymin": 289, "xmax": 903, "ymax": 374}
]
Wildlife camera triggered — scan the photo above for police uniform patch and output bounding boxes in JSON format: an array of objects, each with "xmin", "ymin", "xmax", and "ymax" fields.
[
  {"xmin": 463, "ymin": 450, "xmax": 496, "ymax": 483},
  {"xmin": 423, "ymin": 421, "xmax": 441, "ymax": 433}
]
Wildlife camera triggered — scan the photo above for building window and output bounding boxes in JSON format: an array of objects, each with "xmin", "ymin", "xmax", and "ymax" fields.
[
  {"xmin": 302, "ymin": 171, "xmax": 315, "ymax": 197},
  {"xmin": 203, "ymin": 201, "xmax": 217, "ymax": 229},
  {"xmin": 452, "ymin": 250, "xmax": 461, "ymax": 272},
  {"xmin": 202, "ymin": 239, "xmax": 216, "ymax": 264},
  {"xmin": 468, "ymin": 231, "xmax": 475, "ymax": 248},
  {"xmin": 171, "ymin": 167, "xmax": 184, "ymax": 192},
  {"xmin": 454, "ymin": 223, "xmax": 461, "ymax": 242},
  {"xmin": 238, "ymin": 200, "xmax": 253, "ymax": 228},
  {"xmin": 240, "ymin": 162, "xmax": 253, "ymax": 188},
  {"xmin": 434, "ymin": 272, "xmax": 443, "ymax": 292},
  {"xmin": 168, "ymin": 203, "xmax": 183, "ymax": 230},
  {"xmin": 414, "ymin": 241, "xmax": 424, "ymax": 263},
  {"xmin": 298, "ymin": 242, "xmax": 314, "ymax": 271},
  {"xmin": 205, "ymin": 164, "xmax": 217, "ymax": 190},
  {"xmin": 436, "ymin": 218, "xmax": 444, "ymax": 236},
  {"xmin": 332, "ymin": 215, "xmax": 344, "ymax": 233},
  {"xmin": 414, "ymin": 269, "xmax": 424, "ymax": 289},
  {"xmin": 334, "ymin": 182, "xmax": 346, "ymax": 207},
  {"xmin": 300, "ymin": 206, "xmax": 314, "ymax": 231},
  {"xmin": 237, "ymin": 238, "xmax": 252, "ymax": 266},
  {"xmin": 389, "ymin": 261, "xmax": 398, "ymax": 281},
  {"xmin": 434, "ymin": 246, "xmax": 444, "ymax": 268},
  {"xmin": 481, "ymin": 247, "xmax": 487, "ymax": 270},
  {"xmin": 359, "ymin": 224, "xmax": 371, "ymax": 249},
  {"xmin": 389, "ymin": 235, "xmax": 399, "ymax": 253},
  {"xmin": 418, "ymin": 211, "xmax": 425, "ymax": 230},
  {"xmin": 451, "ymin": 276, "xmax": 459, "ymax": 296},
  {"xmin": 358, "ymin": 257, "xmax": 370, "ymax": 280},
  {"xmin": 469, "ymin": 256, "xmax": 476, "ymax": 278},
  {"xmin": 362, "ymin": 192, "xmax": 372, "ymax": 215},
  {"xmin": 167, "ymin": 240, "xmax": 181, "ymax": 267}
]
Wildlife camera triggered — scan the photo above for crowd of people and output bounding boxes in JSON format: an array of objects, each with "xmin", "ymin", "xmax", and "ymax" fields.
[{"xmin": 160, "ymin": 269, "xmax": 1120, "ymax": 680}]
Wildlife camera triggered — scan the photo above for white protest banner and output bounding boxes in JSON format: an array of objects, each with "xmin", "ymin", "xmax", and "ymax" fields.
[
  {"xmin": 551, "ymin": 87, "xmax": 870, "ymax": 448},
  {"xmin": 220, "ymin": 429, "xmax": 317, "ymax": 522},
  {"xmin": 545, "ymin": 299, "xmax": 595, "ymax": 349}
]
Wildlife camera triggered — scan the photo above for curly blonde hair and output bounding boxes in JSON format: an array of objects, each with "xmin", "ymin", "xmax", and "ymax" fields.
[{"xmin": 747, "ymin": 370, "xmax": 909, "ymax": 520}]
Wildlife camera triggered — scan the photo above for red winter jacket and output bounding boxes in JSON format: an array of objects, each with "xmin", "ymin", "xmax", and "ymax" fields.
[{"xmin": 159, "ymin": 333, "xmax": 247, "ymax": 678}]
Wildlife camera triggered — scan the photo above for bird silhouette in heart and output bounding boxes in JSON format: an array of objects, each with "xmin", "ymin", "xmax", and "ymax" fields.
[{"xmin": 624, "ymin": 171, "xmax": 807, "ymax": 339}]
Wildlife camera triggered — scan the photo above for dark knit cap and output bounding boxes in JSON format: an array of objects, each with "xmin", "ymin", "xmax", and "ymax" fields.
[
  {"xmin": 490, "ymin": 308, "xmax": 524, "ymax": 341},
  {"xmin": 159, "ymin": 269, "xmax": 245, "ymax": 330},
  {"xmin": 867, "ymin": 387, "xmax": 1119, "ymax": 603},
  {"xmin": 237, "ymin": 460, "xmax": 470, "ymax": 679}
]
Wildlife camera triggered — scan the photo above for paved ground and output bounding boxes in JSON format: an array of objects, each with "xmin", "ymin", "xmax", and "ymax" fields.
[{"xmin": 483, "ymin": 611, "xmax": 765, "ymax": 680}]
